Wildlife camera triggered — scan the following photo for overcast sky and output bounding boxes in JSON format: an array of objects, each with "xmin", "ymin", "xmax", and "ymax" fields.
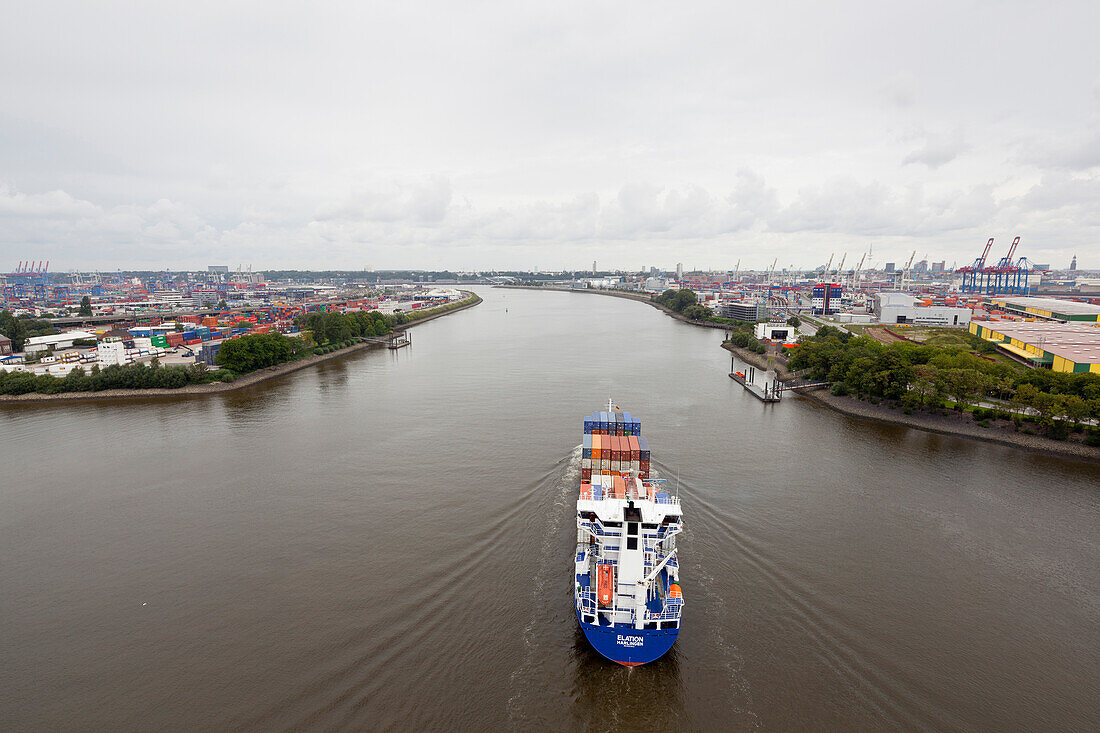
[{"xmin": 2, "ymin": 1, "xmax": 1098, "ymax": 272}]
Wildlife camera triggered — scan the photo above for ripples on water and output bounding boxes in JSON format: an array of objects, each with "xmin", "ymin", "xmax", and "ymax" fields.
[{"xmin": 1, "ymin": 287, "xmax": 1098, "ymax": 732}]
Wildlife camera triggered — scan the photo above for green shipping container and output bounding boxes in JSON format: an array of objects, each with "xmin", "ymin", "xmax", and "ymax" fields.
[{"xmin": 150, "ymin": 334, "xmax": 169, "ymax": 348}]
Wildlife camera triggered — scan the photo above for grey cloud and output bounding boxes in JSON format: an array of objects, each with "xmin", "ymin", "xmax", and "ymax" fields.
[
  {"xmin": 313, "ymin": 177, "xmax": 453, "ymax": 225},
  {"xmin": 2, "ymin": 2, "xmax": 1100, "ymax": 268},
  {"xmin": 902, "ymin": 130, "xmax": 968, "ymax": 169},
  {"xmin": 1022, "ymin": 129, "xmax": 1100, "ymax": 171}
]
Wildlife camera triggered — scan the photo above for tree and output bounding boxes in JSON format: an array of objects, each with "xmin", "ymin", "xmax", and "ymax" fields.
[
  {"xmin": 653, "ymin": 288, "xmax": 698, "ymax": 313},
  {"xmin": 909, "ymin": 364, "xmax": 939, "ymax": 408},
  {"xmin": 786, "ymin": 316, "xmax": 801, "ymax": 328},
  {"xmin": 681, "ymin": 304, "xmax": 712, "ymax": 321},
  {"xmin": 78, "ymin": 296, "xmax": 93, "ymax": 317},
  {"xmin": 1062, "ymin": 395, "xmax": 1088, "ymax": 428},
  {"xmin": 936, "ymin": 368, "xmax": 987, "ymax": 410},
  {"xmin": 215, "ymin": 332, "xmax": 307, "ymax": 373},
  {"xmin": 1017, "ymin": 384, "xmax": 1063, "ymax": 426},
  {"xmin": 672, "ymin": 289, "xmax": 697, "ymax": 312},
  {"xmin": 217, "ymin": 299, "xmax": 227, "ymax": 310},
  {"xmin": 0, "ymin": 310, "xmax": 27, "ymax": 351}
]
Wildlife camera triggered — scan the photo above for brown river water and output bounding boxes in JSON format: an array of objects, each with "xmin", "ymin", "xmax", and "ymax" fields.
[{"xmin": 2, "ymin": 286, "xmax": 1097, "ymax": 731}]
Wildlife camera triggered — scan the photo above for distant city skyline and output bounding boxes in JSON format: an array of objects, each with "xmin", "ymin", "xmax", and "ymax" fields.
[{"xmin": 2, "ymin": 2, "xmax": 1098, "ymax": 271}]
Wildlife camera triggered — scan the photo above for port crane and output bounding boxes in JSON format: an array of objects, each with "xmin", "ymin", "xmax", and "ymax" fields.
[
  {"xmin": 834, "ymin": 252, "xmax": 846, "ymax": 280},
  {"xmin": 958, "ymin": 238, "xmax": 994, "ymax": 293},
  {"xmin": 899, "ymin": 250, "xmax": 916, "ymax": 290},
  {"xmin": 850, "ymin": 251, "xmax": 867, "ymax": 288},
  {"xmin": 989, "ymin": 236, "xmax": 1020, "ymax": 293}
]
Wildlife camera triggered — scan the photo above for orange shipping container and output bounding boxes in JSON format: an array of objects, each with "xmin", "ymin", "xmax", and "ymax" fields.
[{"xmin": 612, "ymin": 475, "xmax": 626, "ymax": 499}]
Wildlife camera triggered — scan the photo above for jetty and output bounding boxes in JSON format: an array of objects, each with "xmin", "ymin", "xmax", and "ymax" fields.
[{"xmin": 729, "ymin": 361, "xmax": 782, "ymax": 402}]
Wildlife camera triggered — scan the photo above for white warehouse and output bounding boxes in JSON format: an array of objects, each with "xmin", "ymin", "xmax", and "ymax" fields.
[{"xmin": 873, "ymin": 292, "xmax": 971, "ymax": 327}]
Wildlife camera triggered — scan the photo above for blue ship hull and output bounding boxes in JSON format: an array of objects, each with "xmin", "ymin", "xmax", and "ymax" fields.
[{"xmin": 577, "ymin": 611, "xmax": 679, "ymax": 666}]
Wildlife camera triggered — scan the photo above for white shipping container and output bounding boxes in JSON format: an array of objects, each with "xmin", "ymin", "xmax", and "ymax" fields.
[{"xmin": 581, "ymin": 458, "xmax": 591, "ymax": 469}]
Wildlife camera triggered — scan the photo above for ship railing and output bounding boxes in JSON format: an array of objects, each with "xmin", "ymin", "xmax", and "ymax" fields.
[
  {"xmin": 579, "ymin": 521, "xmax": 621, "ymax": 539},
  {"xmin": 644, "ymin": 602, "xmax": 683, "ymax": 622},
  {"xmin": 577, "ymin": 589, "xmax": 597, "ymax": 614}
]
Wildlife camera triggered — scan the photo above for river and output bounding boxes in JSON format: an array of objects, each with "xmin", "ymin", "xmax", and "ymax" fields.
[{"xmin": 1, "ymin": 286, "xmax": 1097, "ymax": 731}]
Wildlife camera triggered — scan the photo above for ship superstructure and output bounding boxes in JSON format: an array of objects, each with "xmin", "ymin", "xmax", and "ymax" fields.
[{"xmin": 574, "ymin": 404, "xmax": 684, "ymax": 666}]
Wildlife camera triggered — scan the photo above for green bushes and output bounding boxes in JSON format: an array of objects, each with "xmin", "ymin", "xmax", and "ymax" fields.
[
  {"xmin": 215, "ymin": 333, "xmax": 311, "ymax": 373},
  {"xmin": 0, "ymin": 362, "xmax": 202, "ymax": 395},
  {"xmin": 298, "ymin": 293, "xmax": 480, "ymax": 345},
  {"xmin": 653, "ymin": 289, "xmax": 697, "ymax": 313}
]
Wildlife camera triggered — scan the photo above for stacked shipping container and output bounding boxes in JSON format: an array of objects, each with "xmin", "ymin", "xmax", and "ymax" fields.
[{"xmin": 580, "ymin": 410, "xmax": 650, "ymax": 483}]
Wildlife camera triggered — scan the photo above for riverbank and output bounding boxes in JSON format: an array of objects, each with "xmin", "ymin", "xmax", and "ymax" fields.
[
  {"xmin": 724, "ymin": 340, "xmax": 1100, "ymax": 462},
  {"xmin": 500, "ymin": 286, "xmax": 1100, "ymax": 462},
  {"xmin": 798, "ymin": 388, "xmax": 1100, "ymax": 463},
  {"xmin": 0, "ymin": 292, "xmax": 482, "ymax": 405},
  {"xmin": 494, "ymin": 284, "xmax": 731, "ymax": 330}
]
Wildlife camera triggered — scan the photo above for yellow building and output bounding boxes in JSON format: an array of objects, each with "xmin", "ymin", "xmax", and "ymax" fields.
[
  {"xmin": 986, "ymin": 296, "xmax": 1100, "ymax": 322},
  {"xmin": 969, "ymin": 321, "xmax": 1100, "ymax": 373}
]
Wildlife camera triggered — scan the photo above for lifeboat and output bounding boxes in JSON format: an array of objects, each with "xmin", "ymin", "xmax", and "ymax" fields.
[
  {"xmin": 597, "ymin": 564, "xmax": 614, "ymax": 607},
  {"xmin": 668, "ymin": 583, "xmax": 682, "ymax": 599}
]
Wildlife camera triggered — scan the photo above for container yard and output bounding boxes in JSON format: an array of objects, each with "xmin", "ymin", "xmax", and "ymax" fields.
[{"xmin": 0, "ymin": 283, "xmax": 467, "ymax": 377}]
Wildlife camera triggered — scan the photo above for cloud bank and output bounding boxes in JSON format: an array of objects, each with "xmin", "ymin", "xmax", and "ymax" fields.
[{"xmin": 1, "ymin": 1, "xmax": 1098, "ymax": 270}]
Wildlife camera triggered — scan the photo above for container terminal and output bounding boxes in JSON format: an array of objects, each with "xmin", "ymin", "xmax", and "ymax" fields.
[
  {"xmin": 3, "ymin": 243, "xmax": 1098, "ymax": 374},
  {"xmin": 0, "ymin": 272, "xmax": 466, "ymax": 376}
]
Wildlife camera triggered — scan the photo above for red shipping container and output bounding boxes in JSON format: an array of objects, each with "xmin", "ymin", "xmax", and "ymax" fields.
[{"xmin": 628, "ymin": 436, "xmax": 640, "ymax": 461}]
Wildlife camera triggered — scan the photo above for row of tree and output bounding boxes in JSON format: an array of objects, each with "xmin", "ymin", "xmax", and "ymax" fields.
[
  {"xmin": 0, "ymin": 361, "xmax": 227, "ymax": 395},
  {"xmin": 297, "ymin": 310, "xmax": 394, "ymax": 345},
  {"xmin": 789, "ymin": 326, "xmax": 1100, "ymax": 424}
]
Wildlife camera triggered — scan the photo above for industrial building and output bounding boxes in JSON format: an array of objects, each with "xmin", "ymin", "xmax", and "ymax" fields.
[
  {"xmin": 717, "ymin": 300, "xmax": 766, "ymax": 321},
  {"xmin": 24, "ymin": 330, "xmax": 97, "ymax": 353},
  {"xmin": 873, "ymin": 292, "xmax": 972, "ymax": 326},
  {"xmin": 754, "ymin": 322, "xmax": 797, "ymax": 342},
  {"xmin": 812, "ymin": 283, "xmax": 843, "ymax": 314},
  {"xmin": 986, "ymin": 296, "xmax": 1100, "ymax": 322},
  {"xmin": 969, "ymin": 321, "xmax": 1100, "ymax": 373}
]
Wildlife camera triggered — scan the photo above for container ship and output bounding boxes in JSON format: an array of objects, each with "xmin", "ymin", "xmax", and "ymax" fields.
[{"xmin": 574, "ymin": 403, "xmax": 684, "ymax": 666}]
